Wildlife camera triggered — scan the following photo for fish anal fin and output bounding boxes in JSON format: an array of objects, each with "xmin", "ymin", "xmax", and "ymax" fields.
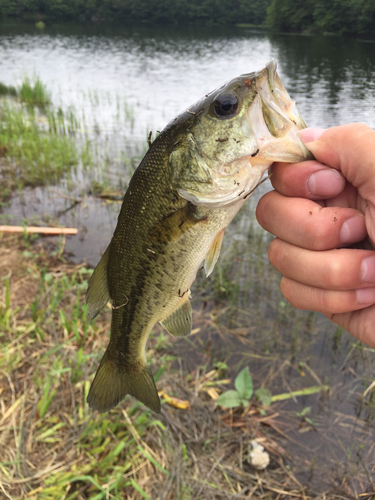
[
  {"xmin": 87, "ymin": 346, "xmax": 160, "ymax": 413},
  {"xmin": 160, "ymin": 293, "xmax": 192, "ymax": 337},
  {"xmin": 86, "ymin": 244, "xmax": 111, "ymax": 320},
  {"xmin": 149, "ymin": 204, "xmax": 206, "ymax": 244},
  {"xmin": 204, "ymin": 228, "xmax": 225, "ymax": 277}
]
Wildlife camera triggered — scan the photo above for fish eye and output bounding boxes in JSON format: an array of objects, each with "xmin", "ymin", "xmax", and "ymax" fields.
[{"xmin": 213, "ymin": 93, "xmax": 238, "ymax": 118}]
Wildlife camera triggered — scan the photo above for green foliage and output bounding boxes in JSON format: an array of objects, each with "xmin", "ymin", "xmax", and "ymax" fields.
[
  {"xmin": 217, "ymin": 366, "xmax": 263, "ymax": 408},
  {"xmin": 0, "ymin": 0, "xmax": 271, "ymax": 25},
  {"xmin": 295, "ymin": 406, "xmax": 315, "ymax": 426},
  {"xmin": 0, "ymin": 76, "xmax": 92, "ymax": 200},
  {"xmin": 19, "ymin": 76, "xmax": 50, "ymax": 105},
  {"xmin": 0, "ymin": 82, "xmax": 17, "ymax": 97},
  {"xmin": 266, "ymin": 0, "xmax": 375, "ymax": 36},
  {"xmin": 255, "ymin": 387, "xmax": 272, "ymax": 406}
]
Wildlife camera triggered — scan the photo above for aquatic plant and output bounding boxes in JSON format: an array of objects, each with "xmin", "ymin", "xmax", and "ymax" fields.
[
  {"xmin": 0, "ymin": 80, "xmax": 93, "ymax": 200},
  {"xmin": 19, "ymin": 76, "xmax": 51, "ymax": 106},
  {"xmin": 0, "ymin": 82, "xmax": 17, "ymax": 97}
]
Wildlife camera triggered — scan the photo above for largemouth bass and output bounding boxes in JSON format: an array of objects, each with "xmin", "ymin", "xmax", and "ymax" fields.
[{"xmin": 86, "ymin": 60, "xmax": 312, "ymax": 413}]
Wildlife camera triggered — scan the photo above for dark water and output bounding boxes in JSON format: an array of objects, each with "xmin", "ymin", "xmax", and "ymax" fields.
[{"xmin": 1, "ymin": 23, "xmax": 375, "ymax": 495}]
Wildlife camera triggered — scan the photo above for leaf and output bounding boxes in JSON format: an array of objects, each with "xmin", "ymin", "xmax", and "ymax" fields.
[
  {"xmin": 234, "ymin": 367, "xmax": 253, "ymax": 401},
  {"xmin": 255, "ymin": 388, "xmax": 272, "ymax": 407},
  {"xmin": 296, "ymin": 406, "xmax": 311, "ymax": 417},
  {"xmin": 217, "ymin": 390, "xmax": 241, "ymax": 408},
  {"xmin": 162, "ymin": 394, "xmax": 190, "ymax": 410}
]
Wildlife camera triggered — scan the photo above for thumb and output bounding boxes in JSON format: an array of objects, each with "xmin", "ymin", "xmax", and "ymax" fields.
[{"xmin": 301, "ymin": 124, "xmax": 375, "ymax": 203}]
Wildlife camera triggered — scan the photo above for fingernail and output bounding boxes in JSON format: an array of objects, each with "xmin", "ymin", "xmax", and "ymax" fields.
[
  {"xmin": 357, "ymin": 287, "xmax": 375, "ymax": 305},
  {"xmin": 340, "ymin": 215, "xmax": 366, "ymax": 245},
  {"xmin": 361, "ymin": 256, "xmax": 375, "ymax": 283},
  {"xmin": 299, "ymin": 128, "xmax": 326, "ymax": 143},
  {"xmin": 307, "ymin": 169, "xmax": 344, "ymax": 197}
]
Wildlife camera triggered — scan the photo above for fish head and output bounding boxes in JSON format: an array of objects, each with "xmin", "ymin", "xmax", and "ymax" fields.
[{"xmin": 168, "ymin": 60, "xmax": 312, "ymax": 207}]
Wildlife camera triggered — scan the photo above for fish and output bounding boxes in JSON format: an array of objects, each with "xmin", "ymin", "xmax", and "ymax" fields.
[{"xmin": 86, "ymin": 60, "xmax": 312, "ymax": 413}]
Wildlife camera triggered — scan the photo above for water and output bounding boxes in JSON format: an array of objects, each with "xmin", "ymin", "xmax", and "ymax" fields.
[
  {"xmin": 1, "ymin": 22, "xmax": 375, "ymax": 494},
  {"xmin": 2, "ymin": 24, "xmax": 375, "ymax": 264}
]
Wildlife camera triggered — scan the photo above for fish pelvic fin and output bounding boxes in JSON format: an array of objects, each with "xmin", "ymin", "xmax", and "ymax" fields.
[
  {"xmin": 160, "ymin": 293, "xmax": 192, "ymax": 337},
  {"xmin": 204, "ymin": 228, "xmax": 225, "ymax": 277},
  {"xmin": 87, "ymin": 346, "xmax": 161, "ymax": 413},
  {"xmin": 86, "ymin": 244, "xmax": 111, "ymax": 319}
]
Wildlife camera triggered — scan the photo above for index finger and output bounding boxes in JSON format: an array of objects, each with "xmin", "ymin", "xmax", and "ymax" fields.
[
  {"xmin": 270, "ymin": 160, "xmax": 346, "ymax": 199},
  {"xmin": 305, "ymin": 124, "xmax": 375, "ymax": 202}
]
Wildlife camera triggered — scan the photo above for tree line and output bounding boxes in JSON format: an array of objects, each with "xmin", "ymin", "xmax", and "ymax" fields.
[
  {"xmin": 267, "ymin": 0, "xmax": 375, "ymax": 37},
  {"xmin": 0, "ymin": 0, "xmax": 374, "ymax": 37},
  {"xmin": 0, "ymin": 0, "xmax": 269, "ymax": 26}
]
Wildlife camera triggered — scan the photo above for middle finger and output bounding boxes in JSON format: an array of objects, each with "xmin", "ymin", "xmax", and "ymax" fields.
[
  {"xmin": 269, "ymin": 239, "xmax": 375, "ymax": 291},
  {"xmin": 256, "ymin": 191, "xmax": 367, "ymax": 250}
]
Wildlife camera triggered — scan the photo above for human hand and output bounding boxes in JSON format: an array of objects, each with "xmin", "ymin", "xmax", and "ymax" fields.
[{"xmin": 256, "ymin": 123, "xmax": 375, "ymax": 347}]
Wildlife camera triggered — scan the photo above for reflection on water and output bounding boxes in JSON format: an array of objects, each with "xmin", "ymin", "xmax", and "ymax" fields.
[{"xmin": 1, "ymin": 23, "xmax": 375, "ymax": 494}]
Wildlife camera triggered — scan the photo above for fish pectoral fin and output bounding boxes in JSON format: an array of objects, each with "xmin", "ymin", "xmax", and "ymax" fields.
[
  {"xmin": 160, "ymin": 294, "xmax": 192, "ymax": 337},
  {"xmin": 204, "ymin": 228, "xmax": 225, "ymax": 277},
  {"xmin": 86, "ymin": 244, "xmax": 111, "ymax": 320},
  {"xmin": 87, "ymin": 346, "xmax": 161, "ymax": 413},
  {"xmin": 149, "ymin": 203, "xmax": 205, "ymax": 243}
]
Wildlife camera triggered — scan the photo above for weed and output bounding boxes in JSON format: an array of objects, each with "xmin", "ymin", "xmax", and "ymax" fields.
[
  {"xmin": 217, "ymin": 366, "xmax": 254, "ymax": 408},
  {"xmin": 19, "ymin": 76, "xmax": 50, "ymax": 106},
  {"xmin": 0, "ymin": 234, "xmax": 332, "ymax": 500},
  {"xmin": 0, "ymin": 81, "xmax": 93, "ymax": 200},
  {"xmin": 0, "ymin": 82, "xmax": 17, "ymax": 97}
]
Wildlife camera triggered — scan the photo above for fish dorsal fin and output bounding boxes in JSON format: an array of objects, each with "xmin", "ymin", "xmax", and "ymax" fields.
[
  {"xmin": 86, "ymin": 244, "xmax": 111, "ymax": 320},
  {"xmin": 204, "ymin": 228, "xmax": 225, "ymax": 277},
  {"xmin": 149, "ymin": 204, "xmax": 205, "ymax": 243},
  {"xmin": 160, "ymin": 293, "xmax": 192, "ymax": 337}
]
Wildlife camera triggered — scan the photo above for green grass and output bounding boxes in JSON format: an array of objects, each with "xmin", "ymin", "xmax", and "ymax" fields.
[
  {"xmin": 0, "ymin": 79, "xmax": 92, "ymax": 201},
  {"xmin": 0, "ymin": 82, "xmax": 17, "ymax": 97},
  {"xmin": 19, "ymin": 76, "xmax": 50, "ymax": 106},
  {"xmin": 0, "ymin": 234, "xmax": 324, "ymax": 500}
]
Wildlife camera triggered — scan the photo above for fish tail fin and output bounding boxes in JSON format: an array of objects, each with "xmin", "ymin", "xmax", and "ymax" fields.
[{"xmin": 87, "ymin": 347, "xmax": 161, "ymax": 413}]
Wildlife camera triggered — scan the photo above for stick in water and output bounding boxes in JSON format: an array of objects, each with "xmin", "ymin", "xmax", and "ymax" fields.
[{"xmin": 0, "ymin": 226, "xmax": 78, "ymax": 235}]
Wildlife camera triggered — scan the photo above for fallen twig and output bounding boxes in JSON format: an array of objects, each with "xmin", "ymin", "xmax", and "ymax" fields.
[{"xmin": 0, "ymin": 226, "xmax": 78, "ymax": 235}]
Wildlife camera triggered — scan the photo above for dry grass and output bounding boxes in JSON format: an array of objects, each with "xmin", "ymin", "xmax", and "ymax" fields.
[{"xmin": 0, "ymin": 233, "xmax": 374, "ymax": 500}]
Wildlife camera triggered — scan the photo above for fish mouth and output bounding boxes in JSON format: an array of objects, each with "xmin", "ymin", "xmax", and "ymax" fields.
[{"xmin": 246, "ymin": 60, "xmax": 312, "ymax": 165}]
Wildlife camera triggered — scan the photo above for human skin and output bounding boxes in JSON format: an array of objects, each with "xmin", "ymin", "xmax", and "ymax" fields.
[{"xmin": 256, "ymin": 123, "xmax": 375, "ymax": 347}]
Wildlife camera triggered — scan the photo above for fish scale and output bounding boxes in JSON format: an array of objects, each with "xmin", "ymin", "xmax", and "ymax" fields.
[{"xmin": 85, "ymin": 61, "xmax": 312, "ymax": 413}]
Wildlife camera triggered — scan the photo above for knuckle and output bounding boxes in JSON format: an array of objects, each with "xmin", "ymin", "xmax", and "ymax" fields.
[
  {"xmin": 309, "ymin": 219, "xmax": 337, "ymax": 250},
  {"xmin": 324, "ymin": 257, "xmax": 343, "ymax": 288},
  {"xmin": 319, "ymin": 289, "xmax": 334, "ymax": 311},
  {"xmin": 280, "ymin": 277, "xmax": 301, "ymax": 309},
  {"xmin": 268, "ymin": 239, "xmax": 280, "ymax": 266}
]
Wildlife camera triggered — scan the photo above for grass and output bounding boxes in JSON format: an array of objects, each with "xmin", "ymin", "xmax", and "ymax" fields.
[
  {"xmin": 0, "ymin": 76, "xmax": 142, "ymax": 205},
  {"xmin": 19, "ymin": 77, "xmax": 51, "ymax": 106},
  {"xmin": 0, "ymin": 232, "xmax": 342, "ymax": 500},
  {"xmin": 0, "ymin": 79, "xmax": 92, "ymax": 202},
  {"xmin": 1, "ymin": 226, "xmax": 375, "ymax": 499},
  {"xmin": 0, "ymin": 82, "xmax": 17, "ymax": 97}
]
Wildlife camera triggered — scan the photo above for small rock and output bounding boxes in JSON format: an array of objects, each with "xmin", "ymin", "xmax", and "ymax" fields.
[{"xmin": 248, "ymin": 440, "xmax": 270, "ymax": 470}]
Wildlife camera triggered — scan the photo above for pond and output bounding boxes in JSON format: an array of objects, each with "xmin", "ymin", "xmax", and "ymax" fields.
[{"xmin": 1, "ymin": 22, "xmax": 375, "ymax": 495}]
